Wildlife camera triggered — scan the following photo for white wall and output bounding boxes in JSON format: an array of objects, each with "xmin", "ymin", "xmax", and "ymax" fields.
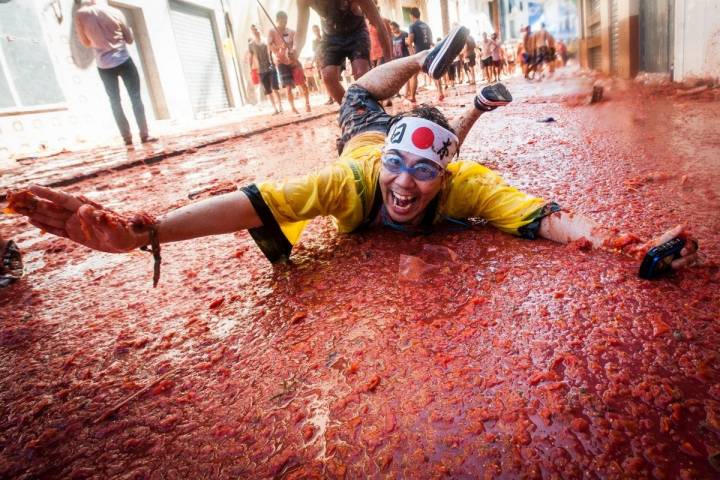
[
  {"xmin": 0, "ymin": 0, "xmax": 242, "ymax": 158},
  {"xmin": 674, "ymin": 0, "xmax": 720, "ymax": 81}
]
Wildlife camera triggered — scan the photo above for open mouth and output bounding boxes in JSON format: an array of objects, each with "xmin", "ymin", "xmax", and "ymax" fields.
[{"xmin": 390, "ymin": 191, "xmax": 417, "ymax": 214}]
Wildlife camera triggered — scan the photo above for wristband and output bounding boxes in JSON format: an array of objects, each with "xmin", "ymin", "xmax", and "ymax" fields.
[
  {"xmin": 132, "ymin": 215, "xmax": 161, "ymax": 287},
  {"xmin": 474, "ymin": 95, "xmax": 496, "ymax": 112}
]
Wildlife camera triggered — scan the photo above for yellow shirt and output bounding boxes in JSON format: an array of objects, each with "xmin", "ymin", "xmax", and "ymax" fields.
[{"xmin": 252, "ymin": 132, "xmax": 549, "ymax": 255}]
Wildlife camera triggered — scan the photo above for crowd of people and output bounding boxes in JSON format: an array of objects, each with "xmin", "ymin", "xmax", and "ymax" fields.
[{"xmin": 246, "ymin": 3, "xmax": 571, "ymax": 114}]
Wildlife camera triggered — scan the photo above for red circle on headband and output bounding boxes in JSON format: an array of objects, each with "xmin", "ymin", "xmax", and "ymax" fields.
[{"xmin": 411, "ymin": 127, "xmax": 435, "ymax": 149}]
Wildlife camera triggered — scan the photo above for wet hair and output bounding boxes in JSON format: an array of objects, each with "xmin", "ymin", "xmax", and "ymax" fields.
[
  {"xmin": 276, "ymin": 11, "xmax": 287, "ymax": 20},
  {"xmin": 410, "ymin": 7, "xmax": 421, "ymax": 19},
  {"xmin": 387, "ymin": 104, "xmax": 455, "ymax": 136}
]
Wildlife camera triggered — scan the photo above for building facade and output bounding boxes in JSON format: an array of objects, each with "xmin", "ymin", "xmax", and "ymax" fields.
[
  {"xmin": 0, "ymin": 0, "xmax": 244, "ymax": 158},
  {"xmin": 576, "ymin": 0, "xmax": 720, "ymax": 81}
]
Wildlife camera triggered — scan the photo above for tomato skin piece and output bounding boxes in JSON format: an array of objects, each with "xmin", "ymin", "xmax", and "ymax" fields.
[
  {"xmin": 570, "ymin": 417, "xmax": 589, "ymax": 433},
  {"xmin": 679, "ymin": 442, "xmax": 703, "ymax": 458},
  {"xmin": 301, "ymin": 424, "xmax": 315, "ymax": 441},
  {"xmin": 365, "ymin": 375, "xmax": 381, "ymax": 392},
  {"xmin": 208, "ymin": 297, "xmax": 224, "ymax": 309}
]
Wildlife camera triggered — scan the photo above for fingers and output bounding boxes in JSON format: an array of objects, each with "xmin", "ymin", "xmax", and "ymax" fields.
[
  {"xmin": 651, "ymin": 224, "xmax": 685, "ymax": 248},
  {"xmin": 16, "ymin": 197, "xmax": 73, "ymax": 222},
  {"xmin": 29, "ymin": 220, "xmax": 69, "ymax": 239},
  {"xmin": 671, "ymin": 253, "xmax": 698, "ymax": 270},
  {"xmin": 680, "ymin": 238, "xmax": 699, "ymax": 256},
  {"xmin": 30, "ymin": 185, "xmax": 83, "ymax": 212},
  {"xmin": 29, "ymin": 211, "xmax": 70, "ymax": 230}
]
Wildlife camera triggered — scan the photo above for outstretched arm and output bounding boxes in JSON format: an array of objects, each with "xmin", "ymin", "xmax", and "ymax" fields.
[
  {"xmin": 538, "ymin": 210, "xmax": 699, "ymax": 270},
  {"xmin": 451, "ymin": 105, "xmax": 484, "ymax": 148},
  {"xmin": 293, "ymin": 0, "xmax": 311, "ymax": 62},
  {"xmin": 452, "ymin": 86, "xmax": 513, "ymax": 147},
  {"xmin": 9, "ymin": 186, "xmax": 262, "ymax": 253}
]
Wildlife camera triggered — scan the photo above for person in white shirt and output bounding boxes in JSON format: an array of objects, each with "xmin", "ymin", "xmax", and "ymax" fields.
[{"xmin": 74, "ymin": 0, "xmax": 157, "ymax": 146}]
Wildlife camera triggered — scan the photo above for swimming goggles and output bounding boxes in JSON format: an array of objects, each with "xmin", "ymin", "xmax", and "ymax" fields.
[{"xmin": 381, "ymin": 153, "xmax": 442, "ymax": 181}]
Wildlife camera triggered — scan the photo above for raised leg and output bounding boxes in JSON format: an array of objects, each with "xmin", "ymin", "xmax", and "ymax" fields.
[{"xmin": 354, "ymin": 51, "xmax": 427, "ymax": 102}]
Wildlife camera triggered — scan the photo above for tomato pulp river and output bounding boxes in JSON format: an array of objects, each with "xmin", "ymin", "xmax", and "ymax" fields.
[{"xmin": 1, "ymin": 74, "xmax": 719, "ymax": 479}]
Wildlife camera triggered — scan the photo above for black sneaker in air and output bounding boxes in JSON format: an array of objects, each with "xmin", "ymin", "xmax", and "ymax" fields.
[
  {"xmin": 474, "ymin": 83, "xmax": 513, "ymax": 111},
  {"xmin": 422, "ymin": 25, "xmax": 469, "ymax": 80}
]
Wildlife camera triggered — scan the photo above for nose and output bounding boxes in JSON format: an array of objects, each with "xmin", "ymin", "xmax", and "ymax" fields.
[{"xmin": 394, "ymin": 170, "xmax": 416, "ymax": 189}]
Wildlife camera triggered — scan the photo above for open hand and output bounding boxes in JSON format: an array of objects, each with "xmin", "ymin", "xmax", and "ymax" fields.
[{"xmin": 7, "ymin": 185, "xmax": 146, "ymax": 253}]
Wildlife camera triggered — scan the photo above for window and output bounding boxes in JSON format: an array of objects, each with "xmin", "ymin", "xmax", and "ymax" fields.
[
  {"xmin": 401, "ymin": 6, "xmax": 416, "ymax": 27},
  {"xmin": 0, "ymin": 0, "xmax": 65, "ymax": 112}
]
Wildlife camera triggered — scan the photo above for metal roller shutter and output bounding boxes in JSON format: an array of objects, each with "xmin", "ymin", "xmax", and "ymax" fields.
[
  {"xmin": 610, "ymin": 0, "xmax": 619, "ymax": 74},
  {"xmin": 169, "ymin": 1, "xmax": 229, "ymax": 114}
]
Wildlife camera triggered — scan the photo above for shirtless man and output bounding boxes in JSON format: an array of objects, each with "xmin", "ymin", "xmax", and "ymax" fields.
[
  {"xmin": 521, "ymin": 26, "xmax": 535, "ymax": 79},
  {"xmin": 532, "ymin": 23, "xmax": 556, "ymax": 77},
  {"xmin": 248, "ymin": 24, "xmax": 282, "ymax": 114},
  {"xmin": 268, "ymin": 11, "xmax": 311, "ymax": 114},
  {"xmin": 294, "ymin": 0, "xmax": 392, "ymax": 104},
  {"xmin": 480, "ymin": 32, "xmax": 495, "ymax": 83}
]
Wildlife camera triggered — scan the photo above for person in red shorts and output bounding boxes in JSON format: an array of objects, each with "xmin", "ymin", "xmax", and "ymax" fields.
[
  {"xmin": 248, "ymin": 24, "xmax": 282, "ymax": 114},
  {"xmin": 268, "ymin": 11, "xmax": 311, "ymax": 114}
]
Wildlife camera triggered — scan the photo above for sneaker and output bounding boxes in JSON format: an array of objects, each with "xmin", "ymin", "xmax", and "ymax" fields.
[
  {"xmin": 474, "ymin": 83, "xmax": 513, "ymax": 111},
  {"xmin": 422, "ymin": 25, "xmax": 469, "ymax": 80},
  {"xmin": 141, "ymin": 135, "xmax": 159, "ymax": 144}
]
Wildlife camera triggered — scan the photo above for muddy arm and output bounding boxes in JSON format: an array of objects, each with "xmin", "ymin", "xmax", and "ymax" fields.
[
  {"xmin": 147, "ymin": 191, "xmax": 262, "ymax": 245},
  {"xmin": 538, "ymin": 211, "xmax": 698, "ymax": 269},
  {"xmin": 451, "ymin": 104, "xmax": 486, "ymax": 148},
  {"xmin": 13, "ymin": 186, "xmax": 262, "ymax": 254},
  {"xmin": 538, "ymin": 211, "xmax": 611, "ymax": 248}
]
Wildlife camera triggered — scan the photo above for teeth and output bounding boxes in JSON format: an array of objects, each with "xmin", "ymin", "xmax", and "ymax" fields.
[
  {"xmin": 392, "ymin": 192, "xmax": 416, "ymax": 208},
  {"xmin": 393, "ymin": 192, "xmax": 414, "ymax": 201}
]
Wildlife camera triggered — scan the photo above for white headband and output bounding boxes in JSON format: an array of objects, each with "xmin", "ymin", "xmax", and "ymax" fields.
[{"xmin": 385, "ymin": 117, "xmax": 459, "ymax": 167}]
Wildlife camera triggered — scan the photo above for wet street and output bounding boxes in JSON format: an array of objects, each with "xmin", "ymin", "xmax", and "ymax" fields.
[{"xmin": 1, "ymin": 73, "xmax": 720, "ymax": 478}]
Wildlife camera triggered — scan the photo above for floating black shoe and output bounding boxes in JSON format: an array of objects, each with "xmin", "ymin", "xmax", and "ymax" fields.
[
  {"xmin": 422, "ymin": 25, "xmax": 469, "ymax": 80},
  {"xmin": 474, "ymin": 83, "xmax": 513, "ymax": 111}
]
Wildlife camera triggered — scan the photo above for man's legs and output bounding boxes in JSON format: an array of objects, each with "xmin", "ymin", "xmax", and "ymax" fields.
[
  {"xmin": 299, "ymin": 82, "xmax": 311, "ymax": 112},
  {"xmin": 118, "ymin": 58, "xmax": 150, "ymax": 140},
  {"xmin": 406, "ymin": 73, "xmax": 418, "ymax": 102},
  {"xmin": 350, "ymin": 57, "xmax": 371, "ymax": 80},
  {"xmin": 286, "ymin": 86, "xmax": 298, "ymax": 114},
  {"xmin": 98, "ymin": 66, "xmax": 131, "ymax": 143},
  {"xmin": 435, "ymin": 79, "xmax": 444, "ymax": 101},
  {"xmin": 321, "ymin": 66, "xmax": 345, "ymax": 104},
  {"xmin": 354, "ymin": 51, "xmax": 427, "ymax": 101}
]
